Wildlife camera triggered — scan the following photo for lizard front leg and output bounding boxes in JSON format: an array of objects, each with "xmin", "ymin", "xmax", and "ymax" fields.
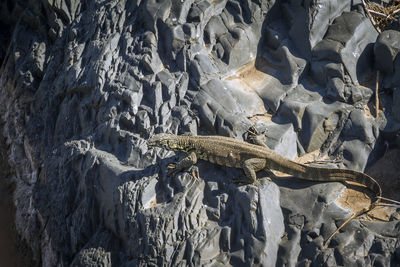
[
  {"xmin": 241, "ymin": 158, "xmax": 268, "ymax": 183},
  {"xmin": 168, "ymin": 151, "xmax": 197, "ymax": 176}
]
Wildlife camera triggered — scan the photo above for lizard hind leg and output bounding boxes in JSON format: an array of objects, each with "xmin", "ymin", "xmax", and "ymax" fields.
[{"xmin": 241, "ymin": 158, "xmax": 268, "ymax": 183}]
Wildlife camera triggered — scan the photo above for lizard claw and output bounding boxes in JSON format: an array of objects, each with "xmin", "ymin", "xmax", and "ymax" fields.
[
  {"xmin": 247, "ymin": 126, "xmax": 259, "ymax": 141},
  {"xmin": 167, "ymin": 163, "xmax": 178, "ymax": 176},
  {"xmin": 167, "ymin": 163, "xmax": 176, "ymax": 169},
  {"xmin": 247, "ymin": 125, "xmax": 269, "ymax": 147}
]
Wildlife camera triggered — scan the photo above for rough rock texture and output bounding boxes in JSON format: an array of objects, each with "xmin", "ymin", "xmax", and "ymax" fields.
[
  {"xmin": 311, "ymin": 11, "xmax": 378, "ymax": 87},
  {"xmin": 0, "ymin": 0, "xmax": 399, "ymax": 266},
  {"xmin": 375, "ymin": 30, "xmax": 400, "ymax": 88}
]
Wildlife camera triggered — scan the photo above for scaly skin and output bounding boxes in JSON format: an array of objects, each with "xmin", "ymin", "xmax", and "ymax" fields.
[{"xmin": 148, "ymin": 133, "xmax": 382, "ymax": 245}]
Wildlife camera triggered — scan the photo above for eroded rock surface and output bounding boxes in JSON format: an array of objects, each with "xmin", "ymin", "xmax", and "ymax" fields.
[{"xmin": 0, "ymin": 0, "xmax": 399, "ymax": 266}]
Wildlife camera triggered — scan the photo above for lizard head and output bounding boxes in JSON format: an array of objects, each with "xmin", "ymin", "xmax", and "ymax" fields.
[{"xmin": 148, "ymin": 133, "xmax": 188, "ymax": 151}]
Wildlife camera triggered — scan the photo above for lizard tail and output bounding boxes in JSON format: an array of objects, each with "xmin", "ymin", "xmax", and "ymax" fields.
[{"xmin": 301, "ymin": 166, "xmax": 382, "ymax": 199}]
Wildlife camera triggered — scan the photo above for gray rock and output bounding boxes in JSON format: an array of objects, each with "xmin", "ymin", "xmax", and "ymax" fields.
[
  {"xmin": 374, "ymin": 30, "xmax": 400, "ymax": 73},
  {"xmin": 193, "ymin": 79, "xmax": 251, "ymax": 136},
  {"xmin": 393, "ymin": 55, "xmax": 400, "ymax": 87},
  {"xmin": 326, "ymin": 77, "xmax": 346, "ymax": 102},
  {"xmin": 339, "ymin": 139, "xmax": 373, "ymax": 171},
  {"xmin": 310, "ymin": 61, "xmax": 344, "ymax": 86},
  {"xmin": 139, "ymin": 0, "xmax": 172, "ymax": 32},
  {"xmin": 312, "ymin": 11, "xmax": 378, "ymax": 86},
  {"xmin": 254, "ymin": 79, "xmax": 287, "ymax": 113},
  {"xmin": 342, "ymin": 109, "xmax": 377, "ymax": 145},
  {"xmin": 393, "ymin": 88, "xmax": 400, "ymax": 121},
  {"xmin": 93, "ymin": 143, "xmax": 284, "ymax": 265},
  {"xmin": 326, "ymin": 78, "xmax": 373, "ymax": 104},
  {"xmin": 223, "ymin": 79, "xmax": 268, "ymax": 116},
  {"xmin": 333, "ymin": 12, "xmax": 377, "ymax": 85},
  {"xmin": 281, "ymin": 0, "xmax": 350, "ymax": 58},
  {"xmin": 170, "ymin": 0, "xmax": 195, "ymax": 24},
  {"xmin": 331, "ymin": 108, "xmax": 382, "ymax": 171},
  {"xmin": 189, "ymin": 54, "xmax": 219, "ymax": 85},
  {"xmin": 312, "ymin": 39, "xmax": 343, "ymax": 62},
  {"xmin": 252, "ymin": 121, "xmax": 298, "ymax": 160},
  {"xmin": 276, "ymin": 178, "xmax": 348, "ymax": 266},
  {"xmin": 70, "ymin": 229, "xmax": 121, "ymax": 267},
  {"xmin": 278, "ymin": 84, "xmax": 322, "ymax": 131},
  {"xmin": 264, "ymin": 123, "xmax": 298, "ymax": 160},
  {"xmin": 252, "ymin": 51, "xmax": 307, "ymax": 113},
  {"xmin": 299, "ymin": 101, "xmax": 349, "ymax": 153}
]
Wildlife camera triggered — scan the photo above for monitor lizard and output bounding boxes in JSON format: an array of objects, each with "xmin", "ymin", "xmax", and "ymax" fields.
[{"xmin": 147, "ymin": 133, "xmax": 382, "ymax": 246}]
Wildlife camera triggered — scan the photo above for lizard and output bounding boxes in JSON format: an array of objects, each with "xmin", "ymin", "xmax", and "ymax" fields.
[{"xmin": 147, "ymin": 133, "xmax": 382, "ymax": 246}]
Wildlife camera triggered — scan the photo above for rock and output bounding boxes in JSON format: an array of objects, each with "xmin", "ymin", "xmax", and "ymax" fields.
[
  {"xmin": 139, "ymin": 0, "xmax": 172, "ymax": 32},
  {"xmin": 393, "ymin": 55, "xmax": 400, "ymax": 87},
  {"xmin": 255, "ymin": 79, "xmax": 287, "ymax": 113},
  {"xmin": 387, "ymin": 14, "xmax": 400, "ymax": 32},
  {"xmin": 339, "ymin": 139, "xmax": 373, "ymax": 171},
  {"xmin": 330, "ymin": 11, "xmax": 377, "ymax": 85},
  {"xmin": 326, "ymin": 77, "xmax": 346, "ymax": 102},
  {"xmin": 281, "ymin": 0, "xmax": 350, "ymax": 58},
  {"xmin": 193, "ymin": 79, "xmax": 251, "ymax": 136},
  {"xmin": 277, "ymin": 84, "xmax": 322, "ymax": 131},
  {"xmin": 299, "ymin": 101, "xmax": 349, "ymax": 153},
  {"xmin": 251, "ymin": 121, "xmax": 298, "ymax": 160},
  {"xmin": 311, "ymin": 11, "xmax": 378, "ymax": 86},
  {"xmin": 374, "ymin": 30, "xmax": 400, "ymax": 74},
  {"xmin": 332, "ymin": 108, "xmax": 382, "ymax": 170},
  {"xmin": 393, "ymin": 88, "xmax": 400, "ymax": 121},
  {"xmin": 245, "ymin": 50, "xmax": 307, "ymax": 113},
  {"xmin": 326, "ymin": 78, "xmax": 373, "ymax": 104},
  {"xmin": 310, "ymin": 61, "xmax": 344, "ymax": 86},
  {"xmin": 170, "ymin": 0, "xmax": 194, "ymax": 24},
  {"xmin": 312, "ymin": 39, "xmax": 343, "ymax": 62},
  {"xmin": 223, "ymin": 78, "xmax": 268, "ymax": 116},
  {"xmin": 189, "ymin": 54, "xmax": 219, "ymax": 85},
  {"xmin": 367, "ymin": 149, "xmax": 400, "ymax": 202},
  {"xmin": 276, "ymin": 178, "xmax": 348, "ymax": 266},
  {"xmin": 342, "ymin": 109, "xmax": 376, "ymax": 145},
  {"xmin": 70, "ymin": 229, "xmax": 121, "ymax": 266}
]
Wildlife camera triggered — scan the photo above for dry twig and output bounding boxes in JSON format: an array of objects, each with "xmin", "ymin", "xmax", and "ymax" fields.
[
  {"xmin": 362, "ymin": 0, "xmax": 382, "ymax": 32},
  {"xmin": 375, "ymin": 70, "xmax": 380, "ymax": 118},
  {"xmin": 364, "ymin": 0, "xmax": 400, "ymax": 31}
]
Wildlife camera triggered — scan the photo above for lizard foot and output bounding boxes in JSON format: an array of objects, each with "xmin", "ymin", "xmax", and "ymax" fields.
[
  {"xmin": 167, "ymin": 164, "xmax": 199, "ymax": 180},
  {"xmin": 247, "ymin": 125, "xmax": 261, "ymax": 136},
  {"xmin": 247, "ymin": 126, "xmax": 269, "ymax": 148}
]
